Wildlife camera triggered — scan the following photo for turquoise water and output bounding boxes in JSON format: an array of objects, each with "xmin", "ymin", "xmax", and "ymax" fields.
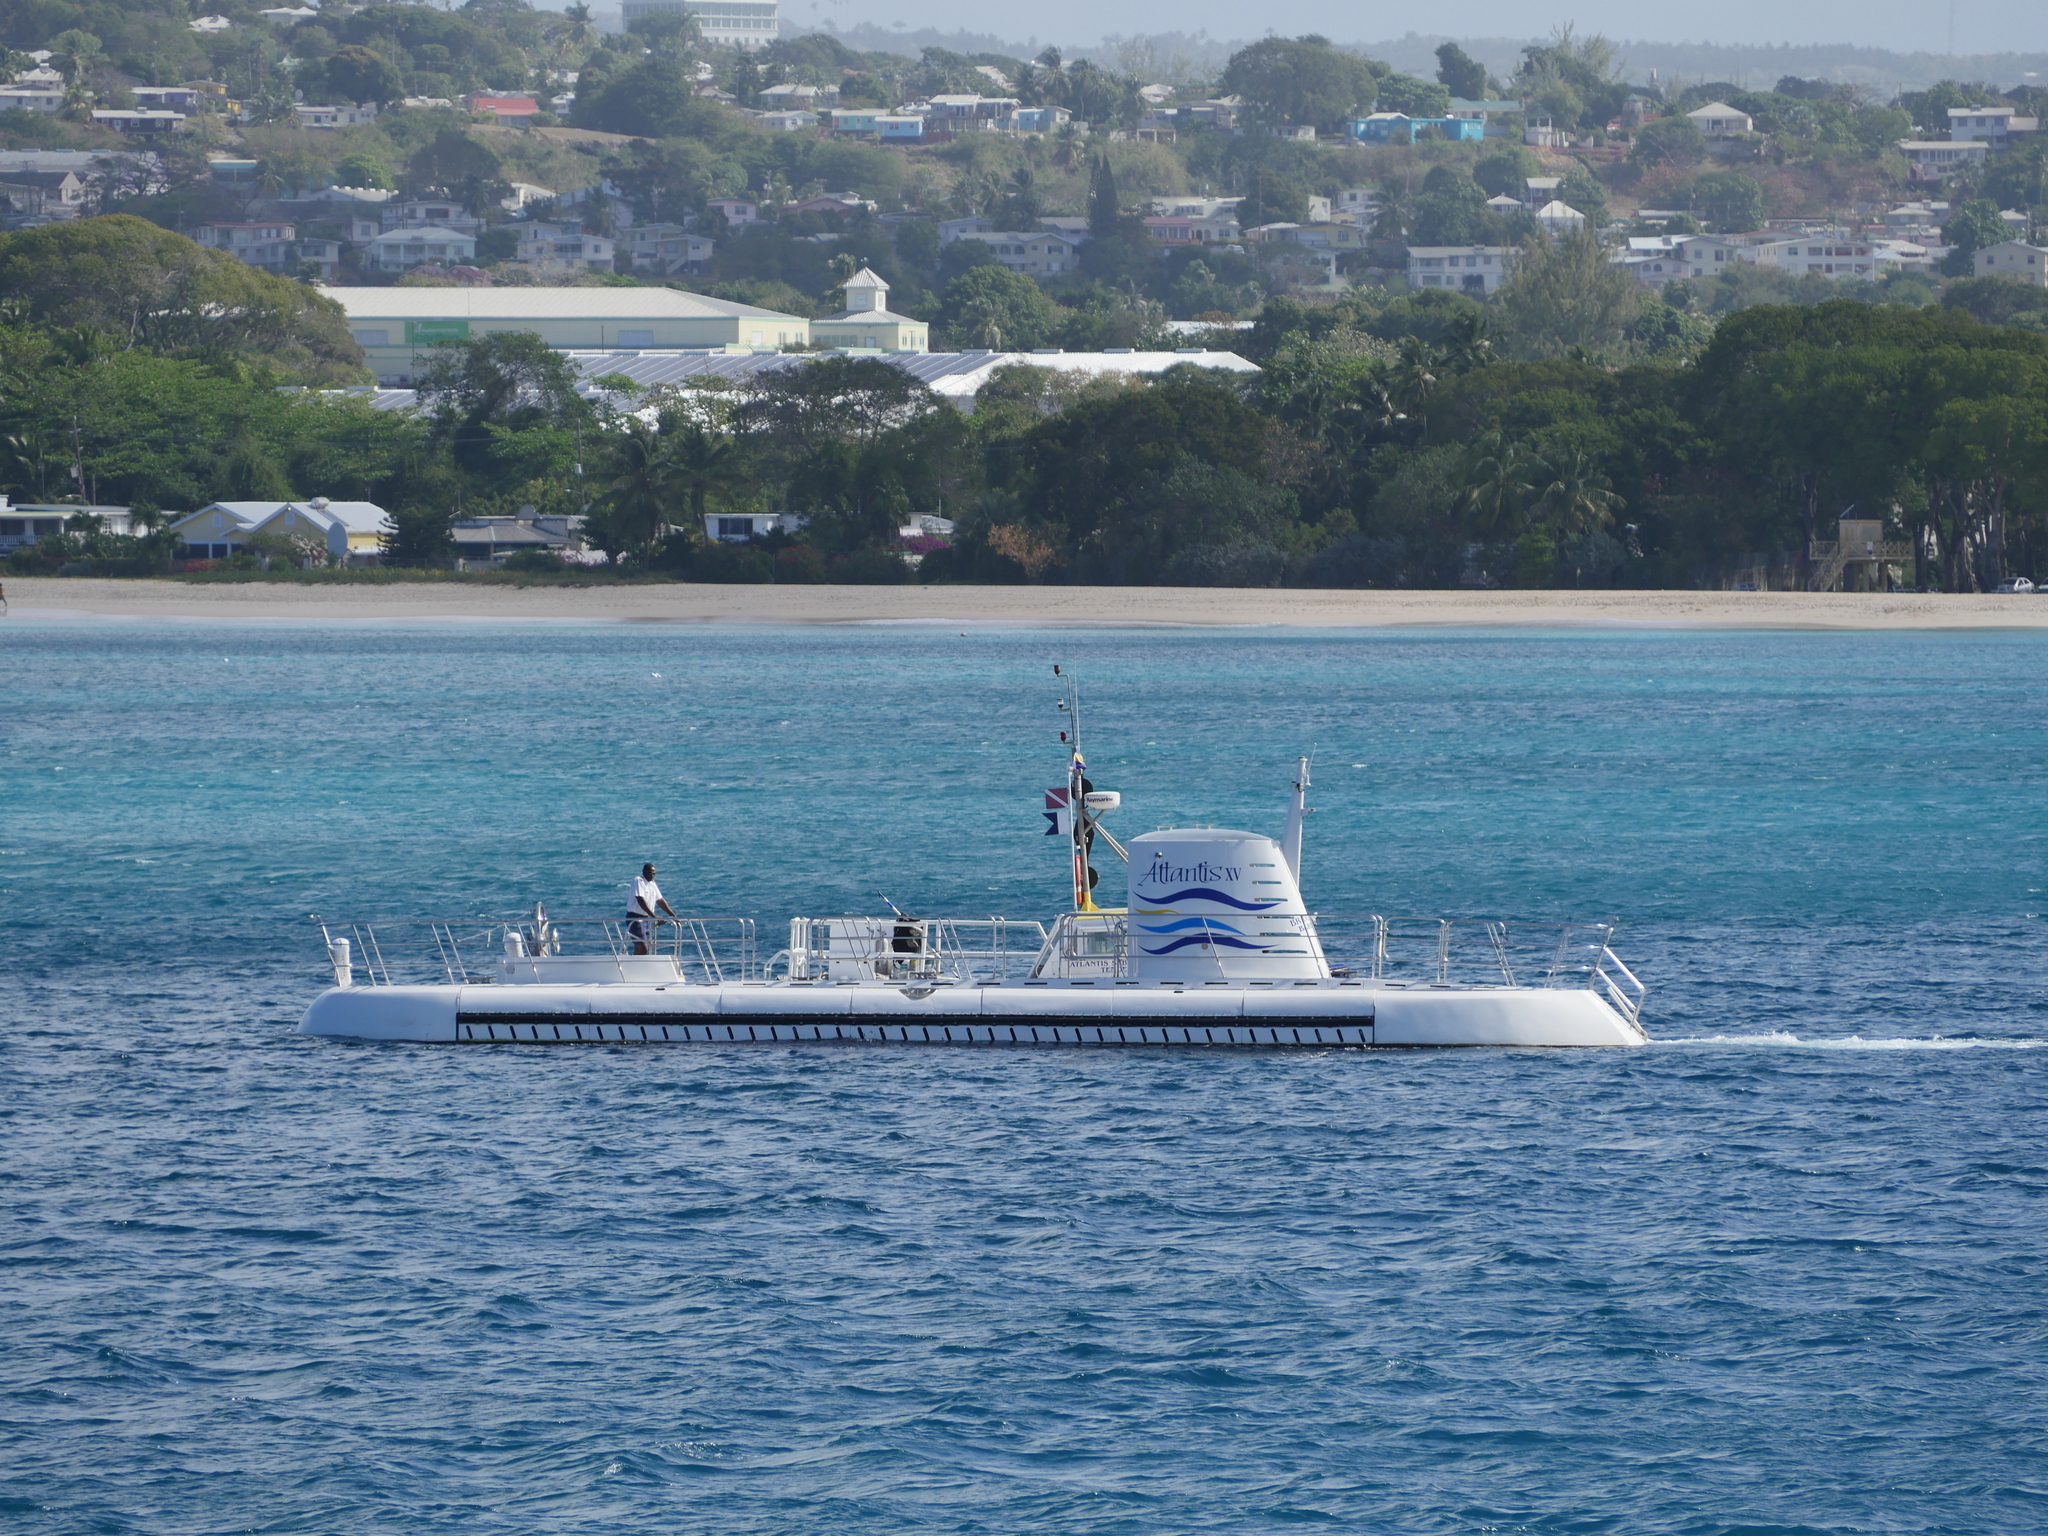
[{"xmin": 4, "ymin": 622, "xmax": 2046, "ymax": 1532}]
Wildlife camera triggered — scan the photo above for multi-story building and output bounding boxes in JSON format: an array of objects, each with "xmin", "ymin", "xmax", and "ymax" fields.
[
  {"xmin": 950, "ymin": 229, "xmax": 1083, "ymax": 277},
  {"xmin": 194, "ymin": 220, "xmax": 298, "ymax": 271},
  {"xmin": 619, "ymin": 0, "xmax": 778, "ymax": 48},
  {"xmin": 0, "ymin": 85, "xmax": 64, "ymax": 114},
  {"xmin": 1975, "ymin": 240, "xmax": 2048, "ymax": 286},
  {"xmin": 1897, "ymin": 140, "xmax": 1990, "ymax": 182},
  {"xmin": 1406, "ymin": 245, "xmax": 1518, "ymax": 295},
  {"xmin": 618, "ymin": 223, "xmax": 714, "ymax": 275},
  {"xmin": 380, "ymin": 198, "xmax": 483, "ymax": 237},
  {"xmin": 366, "ymin": 226, "xmax": 478, "ymax": 273},
  {"xmin": 1946, "ymin": 106, "xmax": 2040, "ymax": 147},
  {"xmin": 513, "ymin": 221, "xmax": 614, "ymax": 273},
  {"xmin": 1751, "ymin": 231, "xmax": 1876, "ymax": 279}
]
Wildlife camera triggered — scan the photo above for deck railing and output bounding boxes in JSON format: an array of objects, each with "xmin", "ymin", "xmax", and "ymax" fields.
[
  {"xmin": 314, "ymin": 914, "xmax": 758, "ymax": 987},
  {"xmin": 783, "ymin": 917, "xmax": 1050, "ymax": 985}
]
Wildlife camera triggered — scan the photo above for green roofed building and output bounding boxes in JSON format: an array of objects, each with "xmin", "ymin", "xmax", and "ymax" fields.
[{"xmin": 328, "ymin": 286, "xmax": 812, "ymax": 384}]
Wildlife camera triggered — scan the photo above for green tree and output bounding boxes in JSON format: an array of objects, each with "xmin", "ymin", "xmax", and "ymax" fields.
[
  {"xmin": 380, "ymin": 503, "xmax": 457, "ymax": 567},
  {"xmin": 1630, "ymin": 114, "xmax": 1707, "ymax": 169},
  {"xmin": 416, "ymin": 331, "xmax": 589, "ymax": 473},
  {"xmin": 1220, "ymin": 35, "xmax": 1381, "ymax": 134},
  {"xmin": 1088, "ymin": 153, "xmax": 1119, "ymax": 239},
  {"xmin": 335, "ymin": 152, "xmax": 396, "ymax": 190},
  {"xmin": 0, "ymin": 216, "xmax": 363, "ymax": 381},
  {"xmin": 1942, "ymin": 198, "xmax": 2011, "ymax": 277},
  {"xmin": 605, "ymin": 414, "xmax": 680, "ymax": 559},
  {"xmin": 1558, "ymin": 165, "xmax": 1609, "ymax": 228},
  {"xmin": 625, "ymin": 8, "xmax": 700, "ymax": 63},
  {"xmin": 1692, "ymin": 171, "xmax": 1765, "ymax": 233},
  {"xmin": 325, "ymin": 44, "xmax": 404, "ymax": 105},
  {"xmin": 407, "ymin": 128, "xmax": 502, "ymax": 193},
  {"xmin": 1497, "ymin": 228, "xmax": 1644, "ymax": 359},
  {"xmin": 1376, "ymin": 73, "xmax": 1451, "ymax": 118},
  {"xmin": 1472, "ymin": 147, "xmax": 1538, "ymax": 197},
  {"xmin": 934, "ymin": 264, "xmax": 1058, "ymax": 350},
  {"xmin": 1435, "ymin": 41, "xmax": 1489, "ymax": 101}
]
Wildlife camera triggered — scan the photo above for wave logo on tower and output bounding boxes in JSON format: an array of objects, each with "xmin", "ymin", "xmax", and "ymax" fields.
[{"xmin": 1133, "ymin": 855, "xmax": 1281, "ymax": 913}]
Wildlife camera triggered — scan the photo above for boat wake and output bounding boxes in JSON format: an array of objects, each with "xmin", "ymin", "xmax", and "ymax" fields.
[{"xmin": 1652, "ymin": 1032, "xmax": 2045, "ymax": 1050}]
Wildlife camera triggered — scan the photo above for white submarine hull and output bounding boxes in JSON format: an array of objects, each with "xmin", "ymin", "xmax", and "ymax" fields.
[{"xmin": 297, "ymin": 980, "xmax": 1645, "ymax": 1049}]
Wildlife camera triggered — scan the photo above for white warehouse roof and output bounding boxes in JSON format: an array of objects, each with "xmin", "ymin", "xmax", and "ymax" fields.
[{"xmin": 323, "ymin": 286, "xmax": 805, "ymax": 324}]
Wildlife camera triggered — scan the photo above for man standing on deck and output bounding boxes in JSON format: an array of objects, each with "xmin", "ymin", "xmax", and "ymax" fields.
[{"xmin": 629, "ymin": 863, "xmax": 676, "ymax": 955}]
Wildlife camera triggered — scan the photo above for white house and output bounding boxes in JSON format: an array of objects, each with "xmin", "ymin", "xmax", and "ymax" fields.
[
  {"xmin": 294, "ymin": 102, "xmax": 379, "ymax": 129},
  {"xmin": 1897, "ymin": 140, "xmax": 1990, "ymax": 182},
  {"xmin": 367, "ymin": 226, "xmax": 478, "ymax": 272},
  {"xmin": 1686, "ymin": 101, "xmax": 1754, "ymax": 138},
  {"xmin": 1752, "ymin": 232, "xmax": 1876, "ymax": 279},
  {"xmin": 953, "ymin": 229, "xmax": 1083, "ymax": 277},
  {"xmin": 618, "ymin": 223, "xmax": 714, "ymax": 275},
  {"xmin": 0, "ymin": 499, "xmax": 136, "ymax": 552},
  {"xmin": 1947, "ymin": 106, "xmax": 2040, "ymax": 146},
  {"xmin": 514, "ymin": 221, "xmax": 614, "ymax": 273},
  {"xmin": 1534, "ymin": 199, "xmax": 1585, "ymax": 235},
  {"xmin": 1407, "ymin": 245, "xmax": 1518, "ymax": 294},
  {"xmin": 1974, "ymin": 240, "xmax": 2048, "ymax": 286},
  {"xmin": 705, "ymin": 511, "xmax": 805, "ymax": 542},
  {"xmin": 194, "ymin": 220, "xmax": 297, "ymax": 271},
  {"xmin": 706, "ymin": 197, "xmax": 758, "ymax": 228},
  {"xmin": 380, "ymin": 198, "xmax": 482, "ymax": 236},
  {"xmin": 0, "ymin": 86, "xmax": 64, "ymax": 114}
]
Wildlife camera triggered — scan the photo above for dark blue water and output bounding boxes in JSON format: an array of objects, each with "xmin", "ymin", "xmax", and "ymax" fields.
[{"xmin": 4, "ymin": 622, "xmax": 2045, "ymax": 1534}]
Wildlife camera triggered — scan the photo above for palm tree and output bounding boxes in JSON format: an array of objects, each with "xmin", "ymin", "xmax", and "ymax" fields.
[
  {"xmin": 665, "ymin": 418, "xmax": 740, "ymax": 528},
  {"xmin": 1531, "ymin": 447, "xmax": 1623, "ymax": 538},
  {"xmin": 561, "ymin": 2, "xmax": 597, "ymax": 49},
  {"xmin": 1441, "ymin": 311, "xmax": 1496, "ymax": 374},
  {"xmin": 606, "ymin": 417, "xmax": 678, "ymax": 561},
  {"xmin": 1390, "ymin": 338, "xmax": 1440, "ymax": 435},
  {"xmin": 1460, "ymin": 431, "xmax": 1539, "ymax": 540}
]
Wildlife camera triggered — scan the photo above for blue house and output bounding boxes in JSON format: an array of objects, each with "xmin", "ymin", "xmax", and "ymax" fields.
[{"xmin": 1347, "ymin": 113, "xmax": 1485, "ymax": 145}]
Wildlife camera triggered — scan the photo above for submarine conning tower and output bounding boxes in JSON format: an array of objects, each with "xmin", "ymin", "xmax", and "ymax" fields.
[{"xmin": 1125, "ymin": 828, "xmax": 1330, "ymax": 982}]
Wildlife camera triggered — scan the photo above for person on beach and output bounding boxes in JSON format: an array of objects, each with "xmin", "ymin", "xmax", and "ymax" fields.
[{"xmin": 629, "ymin": 863, "xmax": 676, "ymax": 955}]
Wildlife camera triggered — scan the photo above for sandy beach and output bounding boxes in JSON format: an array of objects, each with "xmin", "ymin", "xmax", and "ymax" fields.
[{"xmin": 8, "ymin": 577, "xmax": 2048, "ymax": 628}]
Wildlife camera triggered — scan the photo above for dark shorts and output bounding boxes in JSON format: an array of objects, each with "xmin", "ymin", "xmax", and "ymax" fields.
[{"xmin": 627, "ymin": 918, "xmax": 650, "ymax": 941}]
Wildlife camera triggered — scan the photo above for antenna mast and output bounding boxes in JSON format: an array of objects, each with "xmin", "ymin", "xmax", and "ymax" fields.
[{"xmin": 1053, "ymin": 664, "xmax": 1096, "ymax": 911}]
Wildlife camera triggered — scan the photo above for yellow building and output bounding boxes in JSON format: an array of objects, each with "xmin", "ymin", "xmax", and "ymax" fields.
[
  {"xmin": 809, "ymin": 269, "xmax": 929, "ymax": 352},
  {"xmin": 330, "ymin": 287, "xmax": 813, "ymax": 384}
]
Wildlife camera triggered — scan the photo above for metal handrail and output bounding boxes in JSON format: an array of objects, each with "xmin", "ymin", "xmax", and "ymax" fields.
[
  {"xmin": 786, "ymin": 916, "xmax": 1050, "ymax": 985},
  {"xmin": 313, "ymin": 914, "xmax": 758, "ymax": 987}
]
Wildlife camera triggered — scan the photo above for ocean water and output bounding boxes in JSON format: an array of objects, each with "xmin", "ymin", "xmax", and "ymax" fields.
[{"xmin": 3, "ymin": 620, "xmax": 2046, "ymax": 1534}]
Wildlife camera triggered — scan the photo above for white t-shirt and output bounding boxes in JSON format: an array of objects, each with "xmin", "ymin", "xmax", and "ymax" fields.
[{"xmin": 632, "ymin": 876, "xmax": 663, "ymax": 918}]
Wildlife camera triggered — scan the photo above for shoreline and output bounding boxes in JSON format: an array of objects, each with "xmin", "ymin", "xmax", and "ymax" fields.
[{"xmin": 8, "ymin": 577, "xmax": 2048, "ymax": 629}]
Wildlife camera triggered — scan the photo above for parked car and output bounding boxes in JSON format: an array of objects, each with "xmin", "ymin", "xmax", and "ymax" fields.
[{"xmin": 1992, "ymin": 577, "xmax": 2035, "ymax": 593}]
